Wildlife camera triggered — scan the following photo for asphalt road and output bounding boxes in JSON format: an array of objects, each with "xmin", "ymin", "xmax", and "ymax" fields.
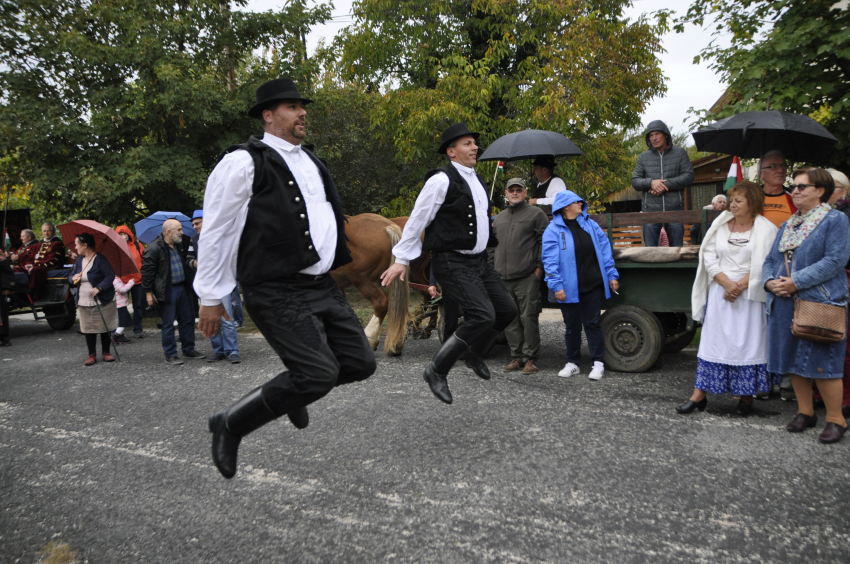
[{"xmin": 1, "ymin": 313, "xmax": 849, "ymax": 563}]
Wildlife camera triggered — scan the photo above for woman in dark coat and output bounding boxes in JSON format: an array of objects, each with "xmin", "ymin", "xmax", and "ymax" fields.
[{"xmin": 69, "ymin": 233, "xmax": 118, "ymax": 365}]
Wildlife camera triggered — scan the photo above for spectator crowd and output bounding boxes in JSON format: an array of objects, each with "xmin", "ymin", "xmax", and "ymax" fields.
[{"xmin": 3, "ymin": 119, "xmax": 850, "ymax": 446}]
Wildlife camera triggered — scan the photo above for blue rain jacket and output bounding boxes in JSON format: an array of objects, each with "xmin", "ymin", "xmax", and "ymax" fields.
[{"xmin": 542, "ymin": 190, "xmax": 618, "ymax": 303}]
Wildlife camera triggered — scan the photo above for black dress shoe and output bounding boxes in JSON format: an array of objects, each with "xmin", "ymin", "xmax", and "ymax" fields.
[
  {"xmin": 287, "ymin": 407, "xmax": 309, "ymax": 429},
  {"xmin": 675, "ymin": 397, "xmax": 707, "ymax": 414},
  {"xmin": 786, "ymin": 413, "xmax": 817, "ymax": 433},
  {"xmin": 736, "ymin": 399, "xmax": 753, "ymax": 416},
  {"xmin": 843, "ymin": 405, "xmax": 850, "ymax": 419},
  {"xmin": 463, "ymin": 351, "xmax": 491, "ymax": 380},
  {"xmin": 0, "ymin": 336, "xmax": 10, "ymax": 346},
  {"xmin": 813, "ymin": 398, "xmax": 826, "ymax": 410},
  {"xmin": 819, "ymin": 422, "xmax": 848, "ymax": 444},
  {"xmin": 423, "ymin": 364, "xmax": 453, "ymax": 404}
]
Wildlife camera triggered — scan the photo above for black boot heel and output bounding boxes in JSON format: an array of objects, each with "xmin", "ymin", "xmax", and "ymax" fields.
[{"xmin": 675, "ymin": 397, "xmax": 707, "ymax": 414}]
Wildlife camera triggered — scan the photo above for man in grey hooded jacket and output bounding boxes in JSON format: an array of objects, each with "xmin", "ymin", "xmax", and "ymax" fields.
[{"xmin": 631, "ymin": 120, "xmax": 694, "ymax": 247}]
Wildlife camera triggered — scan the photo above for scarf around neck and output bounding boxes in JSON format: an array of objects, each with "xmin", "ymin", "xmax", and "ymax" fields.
[{"xmin": 778, "ymin": 202, "xmax": 831, "ymax": 253}]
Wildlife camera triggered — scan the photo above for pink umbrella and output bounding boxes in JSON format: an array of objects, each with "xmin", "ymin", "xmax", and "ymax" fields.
[{"xmin": 57, "ymin": 220, "xmax": 139, "ymax": 278}]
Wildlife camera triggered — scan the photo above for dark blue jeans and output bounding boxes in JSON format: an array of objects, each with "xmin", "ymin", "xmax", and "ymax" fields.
[
  {"xmin": 231, "ymin": 285, "xmax": 244, "ymax": 325},
  {"xmin": 130, "ymin": 284, "xmax": 145, "ymax": 333},
  {"xmin": 643, "ymin": 222, "xmax": 684, "ymax": 247},
  {"xmin": 159, "ymin": 285, "xmax": 196, "ymax": 358},
  {"xmin": 559, "ymin": 288, "xmax": 605, "ymax": 364}
]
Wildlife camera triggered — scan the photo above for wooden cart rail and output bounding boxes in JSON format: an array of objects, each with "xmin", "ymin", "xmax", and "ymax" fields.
[{"xmin": 588, "ymin": 209, "xmax": 723, "ymax": 247}]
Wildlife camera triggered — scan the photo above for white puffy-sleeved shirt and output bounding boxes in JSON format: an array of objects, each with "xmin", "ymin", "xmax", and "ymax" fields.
[
  {"xmin": 534, "ymin": 176, "xmax": 567, "ymax": 206},
  {"xmin": 392, "ymin": 161, "xmax": 490, "ymax": 265},
  {"xmin": 193, "ymin": 133, "xmax": 337, "ymax": 306}
]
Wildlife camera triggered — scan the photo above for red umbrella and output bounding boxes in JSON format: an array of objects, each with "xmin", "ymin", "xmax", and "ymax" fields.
[{"xmin": 57, "ymin": 220, "xmax": 139, "ymax": 278}]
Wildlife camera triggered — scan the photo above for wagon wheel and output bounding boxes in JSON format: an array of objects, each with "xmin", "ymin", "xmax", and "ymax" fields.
[
  {"xmin": 601, "ymin": 305, "xmax": 664, "ymax": 373},
  {"xmin": 44, "ymin": 294, "xmax": 77, "ymax": 331},
  {"xmin": 655, "ymin": 312, "xmax": 698, "ymax": 354}
]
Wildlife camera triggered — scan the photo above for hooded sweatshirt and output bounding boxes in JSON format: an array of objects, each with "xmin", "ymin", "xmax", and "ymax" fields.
[
  {"xmin": 542, "ymin": 191, "xmax": 619, "ymax": 303},
  {"xmin": 630, "ymin": 120, "xmax": 695, "ymax": 213},
  {"xmin": 115, "ymin": 225, "xmax": 144, "ymax": 285}
]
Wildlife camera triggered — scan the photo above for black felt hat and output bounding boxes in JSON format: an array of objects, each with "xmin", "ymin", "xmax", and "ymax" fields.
[
  {"xmin": 531, "ymin": 155, "xmax": 556, "ymax": 168},
  {"xmin": 248, "ymin": 78, "xmax": 313, "ymax": 119},
  {"xmin": 437, "ymin": 122, "xmax": 480, "ymax": 154}
]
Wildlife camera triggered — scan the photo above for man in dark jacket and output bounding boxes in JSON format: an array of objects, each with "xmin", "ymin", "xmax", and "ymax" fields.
[
  {"xmin": 631, "ymin": 120, "xmax": 695, "ymax": 247},
  {"xmin": 381, "ymin": 122, "xmax": 518, "ymax": 404},
  {"xmin": 492, "ymin": 178, "xmax": 548, "ymax": 374},
  {"xmin": 197, "ymin": 77, "xmax": 376, "ymax": 479},
  {"xmin": 141, "ymin": 219, "xmax": 205, "ymax": 365},
  {"xmin": 0, "ymin": 256, "xmax": 14, "ymax": 346}
]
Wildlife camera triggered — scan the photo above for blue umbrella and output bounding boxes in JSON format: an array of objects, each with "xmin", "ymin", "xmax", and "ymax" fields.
[{"xmin": 134, "ymin": 211, "xmax": 197, "ymax": 244}]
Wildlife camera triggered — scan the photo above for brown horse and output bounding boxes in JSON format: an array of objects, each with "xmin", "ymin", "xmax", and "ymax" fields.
[
  {"xmin": 332, "ymin": 213, "xmax": 409, "ymax": 356},
  {"xmin": 388, "ymin": 217, "xmax": 438, "ymax": 338}
]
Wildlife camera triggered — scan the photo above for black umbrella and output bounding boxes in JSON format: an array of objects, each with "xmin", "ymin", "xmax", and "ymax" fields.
[
  {"xmin": 478, "ymin": 129, "xmax": 584, "ymax": 162},
  {"xmin": 692, "ymin": 111, "xmax": 838, "ymax": 164}
]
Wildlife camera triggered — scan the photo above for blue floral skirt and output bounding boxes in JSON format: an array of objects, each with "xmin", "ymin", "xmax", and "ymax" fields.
[{"xmin": 694, "ymin": 358, "xmax": 781, "ymax": 395}]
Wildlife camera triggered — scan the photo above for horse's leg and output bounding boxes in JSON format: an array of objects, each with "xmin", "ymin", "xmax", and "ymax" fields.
[{"xmin": 356, "ymin": 281, "xmax": 388, "ymax": 351}]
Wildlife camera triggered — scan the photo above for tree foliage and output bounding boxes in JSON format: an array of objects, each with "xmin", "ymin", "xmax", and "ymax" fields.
[
  {"xmin": 0, "ymin": 0, "xmax": 330, "ymax": 225},
  {"xmin": 306, "ymin": 80, "xmax": 424, "ymax": 216},
  {"xmin": 336, "ymin": 0, "xmax": 669, "ymax": 203},
  {"xmin": 677, "ymin": 0, "xmax": 850, "ymax": 169}
]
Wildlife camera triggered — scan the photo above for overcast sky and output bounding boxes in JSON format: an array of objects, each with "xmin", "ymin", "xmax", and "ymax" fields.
[{"xmin": 244, "ymin": 0, "xmax": 729, "ymax": 138}]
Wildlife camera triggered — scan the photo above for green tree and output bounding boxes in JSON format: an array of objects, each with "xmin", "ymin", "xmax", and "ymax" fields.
[
  {"xmin": 676, "ymin": 0, "xmax": 850, "ymax": 169},
  {"xmin": 335, "ymin": 0, "xmax": 669, "ymax": 204},
  {"xmin": 306, "ymin": 80, "xmax": 424, "ymax": 216},
  {"xmin": 0, "ymin": 0, "xmax": 330, "ymax": 226}
]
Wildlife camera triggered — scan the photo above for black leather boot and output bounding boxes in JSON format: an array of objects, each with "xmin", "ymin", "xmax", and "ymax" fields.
[
  {"xmin": 208, "ymin": 387, "xmax": 278, "ymax": 478},
  {"xmin": 464, "ymin": 329, "xmax": 500, "ymax": 380},
  {"xmin": 423, "ymin": 334, "xmax": 470, "ymax": 404}
]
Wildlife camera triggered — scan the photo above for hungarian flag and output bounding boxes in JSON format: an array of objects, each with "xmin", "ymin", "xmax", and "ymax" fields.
[
  {"xmin": 498, "ymin": 161, "xmax": 504, "ymax": 172},
  {"xmin": 724, "ymin": 156, "xmax": 743, "ymax": 191}
]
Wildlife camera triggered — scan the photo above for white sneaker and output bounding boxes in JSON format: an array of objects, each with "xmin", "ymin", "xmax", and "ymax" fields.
[
  {"xmin": 589, "ymin": 361, "xmax": 604, "ymax": 380},
  {"xmin": 558, "ymin": 362, "xmax": 580, "ymax": 378}
]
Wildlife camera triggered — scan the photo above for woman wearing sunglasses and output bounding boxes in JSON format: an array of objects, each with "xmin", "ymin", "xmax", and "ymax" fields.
[
  {"xmin": 763, "ymin": 167, "xmax": 850, "ymax": 443},
  {"xmin": 679, "ymin": 181, "xmax": 778, "ymax": 416}
]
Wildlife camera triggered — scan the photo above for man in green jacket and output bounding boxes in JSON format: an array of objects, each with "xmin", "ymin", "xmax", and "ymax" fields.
[{"xmin": 492, "ymin": 178, "xmax": 549, "ymax": 374}]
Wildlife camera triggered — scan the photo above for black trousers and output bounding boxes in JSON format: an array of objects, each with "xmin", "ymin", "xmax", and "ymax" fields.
[
  {"xmin": 0, "ymin": 295, "xmax": 9, "ymax": 338},
  {"xmin": 243, "ymin": 276, "xmax": 376, "ymax": 417},
  {"xmin": 430, "ymin": 251, "xmax": 517, "ymax": 347}
]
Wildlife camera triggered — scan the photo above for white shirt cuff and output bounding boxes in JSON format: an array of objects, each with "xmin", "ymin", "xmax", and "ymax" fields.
[{"xmin": 200, "ymin": 298, "xmax": 223, "ymax": 307}]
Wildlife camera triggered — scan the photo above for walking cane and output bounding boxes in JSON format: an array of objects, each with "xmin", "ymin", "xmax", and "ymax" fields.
[{"xmin": 94, "ymin": 295, "xmax": 121, "ymax": 362}]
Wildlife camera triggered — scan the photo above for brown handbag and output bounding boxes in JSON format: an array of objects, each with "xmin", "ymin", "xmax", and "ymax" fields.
[{"xmin": 784, "ymin": 253, "xmax": 846, "ymax": 344}]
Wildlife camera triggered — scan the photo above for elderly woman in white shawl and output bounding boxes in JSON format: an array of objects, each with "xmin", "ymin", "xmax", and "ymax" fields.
[{"xmin": 676, "ymin": 181, "xmax": 778, "ymax": 416}]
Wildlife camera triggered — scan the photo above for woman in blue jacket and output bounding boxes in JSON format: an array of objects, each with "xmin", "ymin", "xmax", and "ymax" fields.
[
  {"xmin": 69, "ymin": 232, "xmax": 118, "ymax": 365},
  {"xmin": 763, "ymin": 167, "xmax": 850, "ymax": 443},
  {"xmin": 543, "ymin": 191, "xmax": 619, "ymax": 380}
]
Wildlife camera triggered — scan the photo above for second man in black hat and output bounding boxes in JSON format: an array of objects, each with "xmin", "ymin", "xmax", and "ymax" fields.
[{"xmin": 381, "ymin": 123, "xmax": 518, "ymax": 404}]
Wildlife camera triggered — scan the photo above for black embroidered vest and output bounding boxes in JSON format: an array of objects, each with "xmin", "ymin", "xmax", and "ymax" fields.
[
  {"xmin": 422, "ymin": 164, "xmax": 497, "ymax": 253},
  {"xmin": 217, "ymin": 136, "xmax": 351, "ymax": 286}
]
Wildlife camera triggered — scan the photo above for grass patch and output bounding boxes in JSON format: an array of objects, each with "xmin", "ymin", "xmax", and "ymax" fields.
[
  {"xmin": 689, "ymin": 327, "xmax": 701, "ymax": 348},
  {"xmin": 39, "ymin": 541, "xmax": 77, "ymax": 564}
]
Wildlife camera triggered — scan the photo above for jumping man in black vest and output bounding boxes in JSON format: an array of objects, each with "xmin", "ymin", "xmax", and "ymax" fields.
[
  {"xmin": 196, "ymin": 78, "xmax": 376, "ymax": 478},
  {"xmin": 381, "ymin": 123, "xmax": 518, "ymax": 404}
]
